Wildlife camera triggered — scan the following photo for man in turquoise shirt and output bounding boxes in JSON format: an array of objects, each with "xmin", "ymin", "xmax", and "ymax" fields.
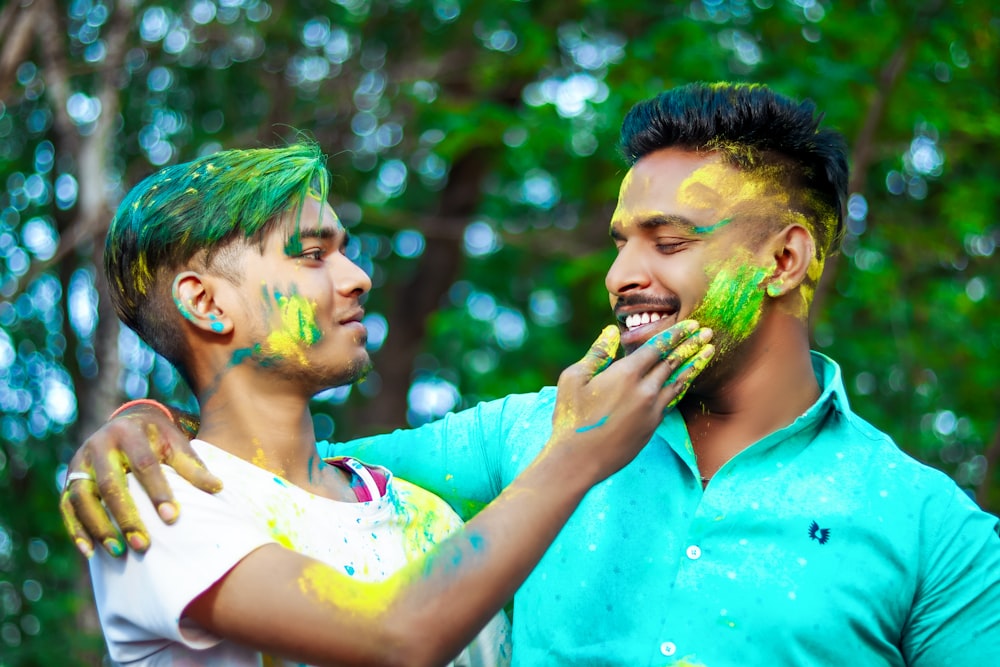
[
  {"xmin": 334, "ymin": 355, "xmax": 999, "ymax": 664},
  {"xmin": 63, "ymin": 83, "xmax": 1000, "ymax": 665}
]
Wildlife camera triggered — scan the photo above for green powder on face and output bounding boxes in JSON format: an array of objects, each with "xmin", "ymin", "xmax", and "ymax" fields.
[
  {"xmin": 262, "ymin": 292, "xmax": 323, "ymax": 365},
  {"xmin": 692, "ymin": 217, "xmax": 733, "ymax": 235},
  {"xmin": 689, "ymin": 261, "xmax": 770, "ymax": 356}
]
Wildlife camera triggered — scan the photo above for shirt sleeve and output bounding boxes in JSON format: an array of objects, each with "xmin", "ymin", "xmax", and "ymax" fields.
[
  {"xmin": 323, "ymin": 391, "xmax": 550, "ymax": 519},
  {"xmin": 902, "ymin": 482, "xmax": 1000, "ymax": 665},
  {"xmin": 88, "ymin": 467, "xmax": 277, "ymax": 661}
]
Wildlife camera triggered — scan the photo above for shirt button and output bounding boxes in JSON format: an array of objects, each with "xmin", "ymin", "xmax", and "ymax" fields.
[
  {"xmin": 686, "ymin": 545, "xmax": 702, "ymax": 560},
  {"xmin": 660, "ymin": 641, "xmax": 677, "ymax": 656}
]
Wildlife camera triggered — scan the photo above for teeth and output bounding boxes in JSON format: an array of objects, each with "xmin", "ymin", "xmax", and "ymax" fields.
[{"xmin": 624, "ymin": 312, "xmax": 665, "ymax": 331}]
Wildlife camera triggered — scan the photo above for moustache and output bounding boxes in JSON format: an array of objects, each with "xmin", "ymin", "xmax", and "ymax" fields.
[{"xmin": 612, "ymin": 293, "xmax": 681, "ymax": 316}]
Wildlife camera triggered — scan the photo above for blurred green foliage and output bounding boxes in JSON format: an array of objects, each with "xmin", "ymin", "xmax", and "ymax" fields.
[{"xmin": 0, "ymin": 0, "xmax": 997, "ymax": 663}]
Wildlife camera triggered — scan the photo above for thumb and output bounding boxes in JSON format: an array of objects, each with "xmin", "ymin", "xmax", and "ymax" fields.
[{"xmin": 577, "ymin": 325, "xmax": 621, "ymax": 377}]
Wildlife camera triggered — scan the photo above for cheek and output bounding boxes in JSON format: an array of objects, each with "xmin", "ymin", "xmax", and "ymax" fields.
[
  {"xmin": 689, "ymin": 261, "xmax": 771, "ymax": 353},
  {"xmin": 258, "ymin": 292, "xmax": 324, "ymax": 364},
  {"xmin": 273, "ymin": 294, "xmax": 322, "ymax": 345}
]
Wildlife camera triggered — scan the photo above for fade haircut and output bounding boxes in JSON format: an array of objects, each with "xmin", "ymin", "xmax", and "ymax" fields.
[
  {"xmin": 619, "ymin": 82, "xmax": 849, "ymax": 263},
  {"xmin": 105, "ymin": 142, "xmax": 330, "ymax": 379}
]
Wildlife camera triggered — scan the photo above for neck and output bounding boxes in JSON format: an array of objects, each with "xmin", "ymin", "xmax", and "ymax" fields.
[
  {"xmin": 193, "ymin": 361, "xmax": 322, "ymax": 487},
  {"xmin": 679, "ymin": 310, "xmax": 819, "ymax": 478}
]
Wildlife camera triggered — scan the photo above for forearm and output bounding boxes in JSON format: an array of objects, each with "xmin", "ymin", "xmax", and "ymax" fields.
[
  {"xmin": 380, "ymin": 446, "xmax": 594, "ymax": 665},
  {"xmin": 192, "ymin": 447, "xmax": 594, "ymax": 667},
  {"xmin": 334, "ymin": 393, "xmax": 542, "ymax": 515}
]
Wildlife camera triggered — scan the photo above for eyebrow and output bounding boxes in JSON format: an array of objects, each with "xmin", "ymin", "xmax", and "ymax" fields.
[
  {"xmin": 609, "ymin": 213, "xmax": 698, "ymax": 240},
  {"xmin": 283, "ymin": 225, "xmax": 347, "ymax": 254},
  {"xmin": 296, "ymin": 227, "xmax": 339, "ymax": 241}
]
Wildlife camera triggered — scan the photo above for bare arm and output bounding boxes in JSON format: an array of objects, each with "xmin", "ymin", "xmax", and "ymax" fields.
[{"xmin": 187, "ymin": 324, "xmax": 714, "ymax": 666}]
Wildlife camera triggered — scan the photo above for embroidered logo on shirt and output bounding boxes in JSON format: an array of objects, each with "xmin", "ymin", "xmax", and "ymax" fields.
[{"xmin": 808, "ymin": 520, "xmax": 831, "ymax": 545}]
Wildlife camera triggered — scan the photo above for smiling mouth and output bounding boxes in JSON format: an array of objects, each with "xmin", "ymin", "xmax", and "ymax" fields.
[
  {"xmin": 615, "ymin": 308, "xmax": 680, "ymax": 351},
  {"xmin": 623, "ymin": 311, "xmax": 671, "ymax": 331}
]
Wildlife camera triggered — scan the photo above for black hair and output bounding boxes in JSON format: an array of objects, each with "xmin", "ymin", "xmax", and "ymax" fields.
[{"xmin": 619, "ymin": 82, "xmax": 849, "ymax": 258}]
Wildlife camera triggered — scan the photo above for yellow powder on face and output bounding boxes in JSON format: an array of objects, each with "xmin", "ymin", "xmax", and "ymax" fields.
[
  {"xmin": 678, "ymin": 164, "xmax": 827, "ymax": 264},
  {"xmin": 677, "ymin": 162, "xmax": 791, "ymax": 217},
  {"xmin": 262, "ymin": 293, "xmax": 322, "ymax": 365},
  {"xmin": 680, "ymin": 164, "xmax": 833, "ymax": 324}
]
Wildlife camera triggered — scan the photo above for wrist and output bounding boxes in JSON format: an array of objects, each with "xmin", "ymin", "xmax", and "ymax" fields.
[
  {"xmin": 109, "ymin": 398, "xmax": 174, "ymax": 424},
  {"xmin": 524, "ymin": 442, "xmax": 597, "ymax": 502}
]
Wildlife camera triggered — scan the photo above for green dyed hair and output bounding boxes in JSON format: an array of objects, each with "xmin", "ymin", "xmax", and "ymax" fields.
[{"xmin": 105, "ymin": 142, "xmax": 330, "ymax": 374}]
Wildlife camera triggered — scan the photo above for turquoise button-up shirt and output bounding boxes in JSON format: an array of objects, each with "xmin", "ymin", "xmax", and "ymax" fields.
[{"xmin": 330, "ymin": 353, "xmax": 1000, "ymax": 665}]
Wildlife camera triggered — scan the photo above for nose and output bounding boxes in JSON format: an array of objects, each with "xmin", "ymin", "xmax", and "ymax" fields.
[
  {"xmin": 332, "ymin": 253, "xmax": 372, "ymax": 297},
  {"xmin": 605, "ymin": 242, "xmax": 650, "ymax": 298}
]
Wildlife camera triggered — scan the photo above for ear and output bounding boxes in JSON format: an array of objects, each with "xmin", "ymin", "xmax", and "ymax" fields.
[
  {"xmin": 764, "ymin": 224, "xmax": 816, "ymax": 298},
  {"xmin": 172, "ymin": 271, "xmax": 234, "ymax": 335}
]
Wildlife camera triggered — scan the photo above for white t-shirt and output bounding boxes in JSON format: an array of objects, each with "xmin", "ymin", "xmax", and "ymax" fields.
[{"xmin": 89, "ymin": 439, "xmax": 511, "ymax": 666}]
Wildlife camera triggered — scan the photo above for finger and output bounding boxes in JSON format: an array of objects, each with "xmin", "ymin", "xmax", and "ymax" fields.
[
  {"xmin": 663, "ymin": 344, "xmax": 716, "ymax": 410},
  {"xmin": 68, "ymin": 479, "xmax": 125, "ymax": 557},
  {"xmin": 163, "ymin": 435, "xmax": 224, "ymax": 496},
  {"xmin": 642, "ymin": 319, "xmax": 700, "ymax": 358},
  {"xmin": 59, "ymin": 489, "xmax": 95, "ymax": 558},
  {"xmin": 663, "ymin": 327, "xmax": 714, "ymax": 370},
  {"xmin": 92, "ymin": 449, "xmax": 150, "ymax": 553},
  {"xmin": 131, "ymin": 423, "xmax": 221, "ymax": 527},
  {"xmin": 575, "ymin": 325, "xmax": 621, "ymax": 377},
  {"xmin": 620, "ymin": 320, "xmax": 702, "ymax": 377}
]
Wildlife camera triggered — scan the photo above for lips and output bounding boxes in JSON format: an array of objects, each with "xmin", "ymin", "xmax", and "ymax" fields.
[{"xmin": 337, "ymin": 307, "xmax": 365, "ymax": 326}]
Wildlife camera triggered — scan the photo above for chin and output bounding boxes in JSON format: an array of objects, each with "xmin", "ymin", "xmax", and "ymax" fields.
[{"xmin": 347, "ymin": 356, "xmax": 373, "ymax": 384}]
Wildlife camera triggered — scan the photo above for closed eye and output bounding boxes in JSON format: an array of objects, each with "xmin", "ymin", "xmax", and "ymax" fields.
[{"xmin": 655, "ymin": 241, "xmax": 688, "ymax": 254}]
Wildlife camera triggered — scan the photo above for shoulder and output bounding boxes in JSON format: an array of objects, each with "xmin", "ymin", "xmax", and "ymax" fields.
[
  {"xmin": 388, "ymin": 477, "xmax": 465, "ymax": 539},
  {"xmin": 456, "ymin": 388, "xmax": 557, "ymax": 429},
  {"xmin": 838, "ymin": 412, "xmax": 997, "ymax": 542}
]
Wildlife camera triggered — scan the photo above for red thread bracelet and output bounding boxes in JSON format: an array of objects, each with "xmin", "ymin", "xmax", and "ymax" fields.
[{"xmin": 109, "ymin": 398, "xmax": 174, "ymax": 423}]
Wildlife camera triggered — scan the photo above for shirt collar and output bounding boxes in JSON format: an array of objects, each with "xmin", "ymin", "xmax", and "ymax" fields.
[{"xmin": 655, "ymin": 351, "xmax": 851, "ymax": 472}]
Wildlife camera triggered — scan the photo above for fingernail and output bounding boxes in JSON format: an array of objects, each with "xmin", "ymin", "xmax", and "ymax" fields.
[
  {"xmin": 158, "ymin": 502, "xmax": 178, "ymax": 523},
  {"xmin": 76, "ymin": 539, "xmax": 94, "ymax": 559},
  {"xmin": 103, "ymin": 538, "xmax": 124, "ymax": 557},
  {"xmin": 699, "ymin": 327, "xmax": 713, "ymax": 340},
  {"xmin": 126, "ymin": 532, "xmax": 149, "ymax": 552}
]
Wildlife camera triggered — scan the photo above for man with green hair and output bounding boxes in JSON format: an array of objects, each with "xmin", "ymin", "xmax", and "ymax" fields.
[
  {"xmin": 64, "ymin": 83, "xmax": 1000, "ymax": 665},
  {"xmin": 79, "ymin": 140, "xmax": 713, "ymax": 665}
]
